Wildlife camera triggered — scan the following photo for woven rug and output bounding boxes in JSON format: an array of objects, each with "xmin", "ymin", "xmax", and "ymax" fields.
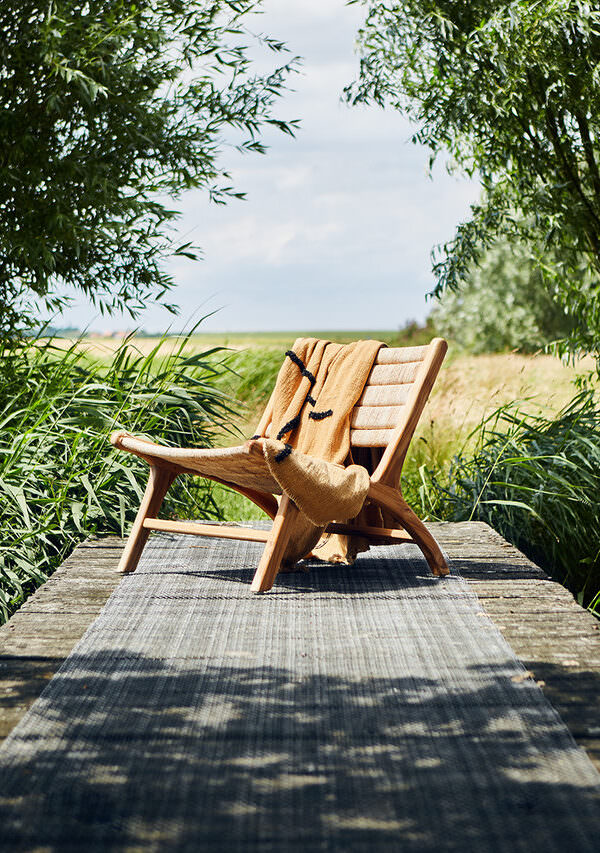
[{"xmin": 1, "ymin": 534, "xmax": 599, "ymax": 852}]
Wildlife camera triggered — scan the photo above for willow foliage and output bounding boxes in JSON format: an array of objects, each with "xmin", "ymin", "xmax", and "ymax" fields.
[
  {"xmin": 349, "ymin": 1, "xmax": 600, "ymax": 360},
  {"xmin": 430, "ymin": 236, "xmax": 576, "ymax": 352},
  {"xmin": 0, "ymin": 1, "xmax": 298, "ymax": 334}
]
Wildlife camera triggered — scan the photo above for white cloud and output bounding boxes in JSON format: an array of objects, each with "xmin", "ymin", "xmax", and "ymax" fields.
[
  {"xmin": 52, "ymin": 0, "xmax": 479, "ymax": 333},
  {"xmin": 275, "ymin": 165, "xmax": 313, "ymax": 190},
  {"xmin": 202, "ymin": 214, "xmax": 344, "ymax": 266}
]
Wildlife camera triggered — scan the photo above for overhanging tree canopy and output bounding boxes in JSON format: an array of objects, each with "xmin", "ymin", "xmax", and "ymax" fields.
[
  {"xmin": 0, "ymin": 0, "xmax": 297, "ymax": 333},
  {"xmin": 347, "ymin": 0, "xmax": 600, "ymax": 357}
]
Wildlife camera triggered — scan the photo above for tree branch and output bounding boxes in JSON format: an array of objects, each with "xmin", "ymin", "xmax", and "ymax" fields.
[
  {"xmin": 544, "ymin": 105, "xmax": 600, "ymax": 255},
  {"xmin": 576, "ymin": 112, "xmax": 600, "ymax": 204}
]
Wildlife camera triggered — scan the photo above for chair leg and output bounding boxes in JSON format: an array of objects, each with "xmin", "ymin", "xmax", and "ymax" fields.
[
  {"xmin": 368, "ymin": 482, "xmax": 449, "ymax": 577},
  {"xmin": 250, "ymin": 494, "xmax": 299, "ymax": 593},
  {"xmin": 117, "ymin": 463, "xmax": 178, "ymax": 574}
]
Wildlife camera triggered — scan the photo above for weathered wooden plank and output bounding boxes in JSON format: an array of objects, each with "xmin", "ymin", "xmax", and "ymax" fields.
[
  {"xmin": 1, "ymin": 611, "xmax": 106, "ymax": 636},
  {"xmin": 12, "ymin": 601, "xmax": 109, "ymax": 615},
  {"xmin": 0, "ymin": 636, "xmax": 82, "ymax": 657},
  {"xmin": 0, "ymin": 658, "xmax": 58, "ymax": 739},
  {"xmin": 0, "ymin": 541, "xmax": 122, "ymax": 733},
  {"xmin": 39, "ymin": 576, "xmax": 122, "ymax": 590},
  {"xmin": 76, "ymin": 537, "xmax": 128, "ymax": 548}
]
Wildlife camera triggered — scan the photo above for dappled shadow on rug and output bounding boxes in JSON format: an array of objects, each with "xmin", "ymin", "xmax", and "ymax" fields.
[{"xmin": 1, "ymin": 650, "xmax": 599, "ymax": 852}]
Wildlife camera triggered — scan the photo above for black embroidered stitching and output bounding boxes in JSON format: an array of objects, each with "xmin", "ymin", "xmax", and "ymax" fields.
[
  {"xmin": 285, "ymin": 350, "xmax": 316, "ymax": 385},
  {"xmin": 276, "ymin": 414, "xmax": 301, "ymax": 441},
  {"xmin": 274, "ymin": 442, "xmax": 293, "ymax": 462},
  {"xmin": 274, "ymin": 350, "xmax": 320, "ymax": 440},
  {"xmin": 308, "ymin": 409, "xmax": 333, "ymax": 421}
]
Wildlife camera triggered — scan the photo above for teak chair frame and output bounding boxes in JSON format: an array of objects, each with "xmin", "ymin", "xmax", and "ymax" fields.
[{"xmin": 111, "ymin": 338, "xmax": 449, "ymax": 592}]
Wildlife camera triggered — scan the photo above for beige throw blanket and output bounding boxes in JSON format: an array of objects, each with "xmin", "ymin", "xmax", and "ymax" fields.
[{"xmin": 260, "ymin": 338, "xmax": 384, "ymax": 565}]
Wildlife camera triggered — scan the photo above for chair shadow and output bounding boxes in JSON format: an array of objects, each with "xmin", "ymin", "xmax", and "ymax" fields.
[{"xmin": 168, "ymin": 549, "xmax": 549, "ymax": 595}]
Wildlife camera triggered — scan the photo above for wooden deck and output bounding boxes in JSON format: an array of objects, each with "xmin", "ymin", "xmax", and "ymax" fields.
[{"xmin": 1, "ymin": 521, "xmax": 599, "ymax": 771}]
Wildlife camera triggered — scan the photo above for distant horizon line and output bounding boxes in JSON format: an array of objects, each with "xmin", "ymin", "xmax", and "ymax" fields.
[{"xmin": 43, "ymin": 325, "xmax": 425, "ymax": 337}]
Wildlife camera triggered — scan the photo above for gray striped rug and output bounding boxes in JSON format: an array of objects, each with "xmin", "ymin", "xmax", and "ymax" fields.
[{"xmin": 1, "ymin": 534, "xmax": 599, "ymax": 851}]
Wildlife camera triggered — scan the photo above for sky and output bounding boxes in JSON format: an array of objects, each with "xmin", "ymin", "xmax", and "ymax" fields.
[{"xmin": 53, "ymin": 0, "xmax": 479, "ymax": 334}]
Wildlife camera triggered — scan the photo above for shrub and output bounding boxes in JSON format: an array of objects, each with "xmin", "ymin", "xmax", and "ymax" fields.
[{"xmin": 429, "ymin": 238, "xmax": 575, "ymax": 354}]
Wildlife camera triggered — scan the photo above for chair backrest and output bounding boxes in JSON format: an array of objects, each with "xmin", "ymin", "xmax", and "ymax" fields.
[
  {"xmin": 349, "ymin": 339, "xmax": 446, "ymax": 447},
  {"xmin": 358, "ymin": 338, "xmax": 447, "ymax": 484},
  {"xmin": 256, "ymin": 338, "xmax": 447, "ymax": 481},
  {"xmin": 350, "ymin": 345, "xmax": 426, "ymax": 447}
]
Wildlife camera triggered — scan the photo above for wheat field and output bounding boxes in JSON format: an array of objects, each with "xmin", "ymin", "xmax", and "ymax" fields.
[{"xmin": 59, "ymin": 332, "xmax": 592, "ymax": 443}]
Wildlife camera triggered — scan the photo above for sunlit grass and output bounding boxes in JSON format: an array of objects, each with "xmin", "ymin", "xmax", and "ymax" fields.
[{"xmin": 0, "ymin": 332, "xmax": 233, "ymax": 623}]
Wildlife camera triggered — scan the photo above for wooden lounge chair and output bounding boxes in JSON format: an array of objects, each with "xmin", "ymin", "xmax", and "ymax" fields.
[{"xmin": 110, "ymin": 337, "xmax": 449, "ymax": 592}]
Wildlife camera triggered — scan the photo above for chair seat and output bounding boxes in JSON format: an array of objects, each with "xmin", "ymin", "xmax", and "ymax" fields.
[{"xmin": 112, "ymin": 433, "xmax": 282, "ymax": 495}]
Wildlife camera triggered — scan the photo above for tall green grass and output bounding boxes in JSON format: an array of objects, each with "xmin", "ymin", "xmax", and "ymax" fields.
[
  {"xmin": 213, "ymin": 348, "xmax": 283, "ymax": 424},
  {"xmin": 0, "ymin": 334, "xmax": 233, "ymax": 623},
  {"xmin": 424, "ymin": 392, "xmax": 600, "ymax": 615}
]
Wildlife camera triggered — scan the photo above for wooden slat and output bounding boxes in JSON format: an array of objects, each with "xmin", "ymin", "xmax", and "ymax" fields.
[
  {"xmin": 351, "ymin": 405, "xmax": 402, "ymax": 430},
  {"xmin": 350, "ymin": 428, "xmax": 393, "ymax": 447},
  {"xmin": 356, "ymin": 384, "xmax": 411, "ymax": 407},
  {"xmin": 375, "ymin": 346, "xmax": 427, "ymax": 364},
  {"xmin": 373, "ymin": 337, "xmax": 448, "ymax": 482},
  {"xmin": 326, "ymin": 522, "xmax": 414, "ymax": 542},
  {"xmin": 142, "ymin": 518, "xmax": 271, "ymax": 542},
  {"xmin": 368, "ymin": 362, "xmax": 420, "ymax": 385}
]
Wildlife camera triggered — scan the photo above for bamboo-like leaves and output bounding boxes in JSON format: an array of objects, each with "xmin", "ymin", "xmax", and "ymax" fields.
[
  {"xmin": 348, "ymin": 0, "xmax": 600, "ymax": 364},
  {"xmin": 0, "ymin": 332, "xmax": 234, "ymax": 623}
]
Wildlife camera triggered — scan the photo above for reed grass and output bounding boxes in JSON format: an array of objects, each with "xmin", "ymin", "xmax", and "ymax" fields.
[
  {"xmin": 424, "ymin": 392, "xmax": 600, "ymax": 614},
  {"xmin": 0, "ymin": 333, "xmax": 233, "ymax": 623}
]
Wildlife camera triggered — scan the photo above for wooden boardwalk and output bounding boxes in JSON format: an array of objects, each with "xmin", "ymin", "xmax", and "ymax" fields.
[{"xmin": 1, "ymin": 520, "xmax": 599, "ymax": 773}]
